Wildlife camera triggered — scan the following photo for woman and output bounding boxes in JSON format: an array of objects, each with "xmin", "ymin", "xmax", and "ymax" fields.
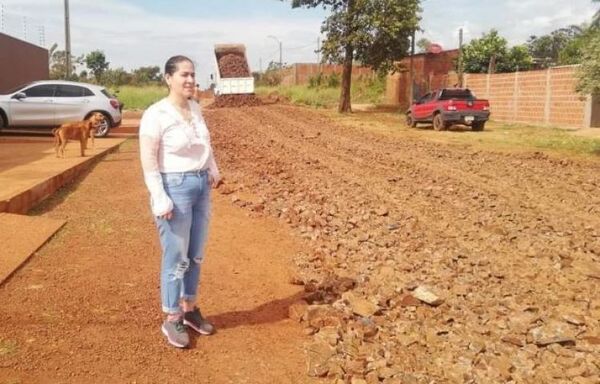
[{"xmin": 139, "ymin": 55, "xmax": 221, "ymax": 348}]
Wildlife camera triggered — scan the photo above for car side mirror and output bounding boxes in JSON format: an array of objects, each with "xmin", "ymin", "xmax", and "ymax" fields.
[
  {"xmin": 210, "ymin": 74, "xmax": 214, "ymax": 81},
  {"xmin": 12, "ymin": 92, "xmax": 26, "ymax": 100}
]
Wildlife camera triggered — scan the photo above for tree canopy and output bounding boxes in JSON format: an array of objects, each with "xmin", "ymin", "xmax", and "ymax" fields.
[
  {"xmin": 527, "ymin": 25, "xmax": 583, "ymax": 67},
  {"xmin": 290, "ymin": 0, "xmax": 421, "ymax": 112},
  {"xmin": 85, "ymin": 50, "xmax": 110, "ymax": 82},
  {"xmin": 576, "ymin": 28, "xmax": 600, "ymax": 95},
  {"xmin": 416, "ymin": 37, "xmax": 432, "ymax": 53},
  {"xmin": 462, "ymin": 29, "xmax": 533, "ymax": 73}
]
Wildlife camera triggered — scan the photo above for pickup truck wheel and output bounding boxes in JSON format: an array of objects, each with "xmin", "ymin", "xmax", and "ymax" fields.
[
  {"xmin": 472, "ymin": 121, "xmax": 485, "ymax": 131},
  {"xmin": 433, "ymin": 113, "xmax": 447, "ymax": 131},
  {"xmin": 406, "ymin": 113, "xmax": 417, "ymax": 128}
]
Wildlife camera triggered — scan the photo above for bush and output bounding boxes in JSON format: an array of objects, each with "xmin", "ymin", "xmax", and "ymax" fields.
[
  {"xmin": 255, "ymin": 69, "xmax": 283, "ymax": 87},
  {"xmin": 327, "ymin": 73, "xmax": 341, "ymax": 88},
  {"xmin": 308, "ymin": 73, "xmax": 341, "ymax": 88}
]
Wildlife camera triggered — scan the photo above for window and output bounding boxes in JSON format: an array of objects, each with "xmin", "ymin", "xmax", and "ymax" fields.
[
  {"xmin": 23, "ymin": 84, "xmax": 56, "ymax": 97},
  {"xmin": 82, "ymin": 87, "xmax": 94, "ymax": 97},
  {"xmin": 439, "ymin": 89, "xmax": 475, "ymax": 100},
  {"xmin": 100, "ymin": 89, "xmax": 114, "ymax": 98},
  {"xmin": 55, "ymin": 85, "xmax": 88, "ymax": 97},
  {"xmin": 418, "ymin": 93, "xmax": 431, "ymax": 104}
]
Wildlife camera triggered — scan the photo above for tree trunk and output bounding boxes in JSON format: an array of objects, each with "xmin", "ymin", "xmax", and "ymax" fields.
[
  {"xmin": 338, "ymin": 0, "xmax": 355, "ymax": 114},
  {"xmin": 338, "ymin": 43, "xmax": 354, "ymax": 113}
]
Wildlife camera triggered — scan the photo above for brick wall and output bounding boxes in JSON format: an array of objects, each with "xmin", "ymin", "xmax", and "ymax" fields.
[
  {"xmin": 464, "ymin": 66, "xmax": 590, "ymax": 129},
  {"xmin": 0, "ymin": 33, "xmax": 49, "ymax": 93},
  {"xmin": 279, "ymin": 63, "xmax": 374, "ymax": 86}
]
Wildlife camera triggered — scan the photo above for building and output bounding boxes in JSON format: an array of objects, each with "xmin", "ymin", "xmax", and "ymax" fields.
[
  {"xmin": 385, "ymin": 49, "xmax": 459, "ymax": 107},
  {"xmin": 0, "ymin": 33, "xmax": 49, "ymax": 93}
]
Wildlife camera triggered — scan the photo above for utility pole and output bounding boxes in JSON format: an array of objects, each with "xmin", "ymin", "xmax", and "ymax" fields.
[
  {"xmin": 278, "ymin": 40, "xmax": 282, "ymax": 69},
  {"xmin": 267, "ymin": 35, "xmax": 282, "ymax": 69},
  {"xmin": 458, "ymin": 27, "xmax": 463, "ymax": 87},
  {"xmin": 64, "ymin": 0, "xmax": 72, "ymax": 79},
  {"xmin": 409, "ymin": 29, "xmax": 416, "ymax": 103},
  {"xmin": 317, "ymin": 37, "xmax": 321, "ymax": 65}
]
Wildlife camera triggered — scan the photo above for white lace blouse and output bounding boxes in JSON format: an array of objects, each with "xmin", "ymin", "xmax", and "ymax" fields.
[{"xmin": 139, "ymin": 98, "xmax": 220, "ymax": 216}]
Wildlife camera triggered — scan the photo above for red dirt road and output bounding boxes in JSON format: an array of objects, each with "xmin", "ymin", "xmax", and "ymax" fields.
[
  {"xmin": 1, "ymin": 103, "xmax": 599, "ymax": 383},
  {"xmin": 0, "ymin": 140, "xmax": 317, "ymax": 384}
]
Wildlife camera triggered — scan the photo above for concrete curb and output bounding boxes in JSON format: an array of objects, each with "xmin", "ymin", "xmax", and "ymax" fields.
[{"xmin": 0, "ymin": 139, "xmax": 126, "ymax": 214}]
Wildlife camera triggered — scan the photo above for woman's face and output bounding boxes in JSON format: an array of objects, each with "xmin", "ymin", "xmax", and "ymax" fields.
[{"xmin": 166, "ymin": 60, "xmax": 195, "ymax": 99}]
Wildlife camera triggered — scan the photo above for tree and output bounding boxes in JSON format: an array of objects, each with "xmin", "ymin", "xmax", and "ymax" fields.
[
  {"xmin": 593, "ymin": 0, "xmax": 600, "ymax": 28},
  {"xmin": 289, "ymin": 0, "xmax": 421, "ymax": 113},
  {"xmin": 576, "ymin": 31, "xmax": 600, "ymax": 95},
  {"xmin": 462, "ymin": 29, "xmax": 533, "ymax": 73},
  {"xmin": 416, "ymin": 37, "xmax": 431, "ymax": 53},
  {"xmin": 101, "ymin": 67, "xmax": 132, "ymax": 87},
  {"xmin": 48, "ymin": 43, "xmax": 83, "ymax": 80},
  {"xmin": 131, "ymin": 66, "xmax": 162, "ymax": 85},
  {"xmin": 85, "ymin": 50, "xmax": 110, "ymax": 82},
  {"xmin": 527, "ymin": 25, "xmax": 583, "ymax": 67}
]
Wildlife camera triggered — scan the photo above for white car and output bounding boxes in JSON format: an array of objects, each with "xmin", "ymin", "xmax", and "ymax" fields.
[{"xmin": 0, "ymin": 80, "xmax": 122, "ymax": 137}]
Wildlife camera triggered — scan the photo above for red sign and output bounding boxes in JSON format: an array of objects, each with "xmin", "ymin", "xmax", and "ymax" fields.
[{"xmin": 428, "ymin": 43, "xmax": 443, "ymax": 54}]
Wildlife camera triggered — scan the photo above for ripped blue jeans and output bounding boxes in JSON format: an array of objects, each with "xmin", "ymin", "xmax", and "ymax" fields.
[{"xmin": 155, "ymin": 170, "xmax": 211, "ymax": 314}]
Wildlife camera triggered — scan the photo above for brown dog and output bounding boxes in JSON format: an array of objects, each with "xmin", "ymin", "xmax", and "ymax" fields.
[{"xmin": 53, "ymin": 113, "xmax": 105, "ymax": 158}]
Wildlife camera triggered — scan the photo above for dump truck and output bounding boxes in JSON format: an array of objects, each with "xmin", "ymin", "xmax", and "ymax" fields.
[{"xmin": 213, "ymin": 44, "xmax": 254, "ymax": 96}]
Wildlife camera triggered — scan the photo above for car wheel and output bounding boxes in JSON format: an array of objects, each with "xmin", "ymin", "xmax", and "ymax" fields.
[
  {"xmin": 433, "ymin": 113, "xmax": 447, "ymax": 131},
  {"xmin": 472, "ymin": 121, "xmax": 485, "ymax": 131},
  {"xmin": 406, "ymin": 113, "xmax": 417, "ymax": 128},
  {"xmin": 0, "ymin": 113, "xmax": 5, "ymax": 132},
  {"xmin": 93, "ymin": 113, "xmax": 111, "ymax": 137}
]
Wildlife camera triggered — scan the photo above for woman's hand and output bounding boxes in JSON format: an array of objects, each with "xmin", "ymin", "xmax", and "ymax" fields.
[
  {"xmin": 158, "ymin": 211, "xmax": 173, "ymax": 220},
  {"xmin": 209, "ymin": 174, "xmax": 222, "ymax": 189}
]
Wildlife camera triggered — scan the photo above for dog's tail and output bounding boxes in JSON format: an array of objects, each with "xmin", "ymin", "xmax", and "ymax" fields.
[
  {"xmin": 52, "ymin": 127, "xmax": 62, "ymax": 157},
  {"xmin": 52, "ymin": 127, "xmax": 60, "ymax": 142}
]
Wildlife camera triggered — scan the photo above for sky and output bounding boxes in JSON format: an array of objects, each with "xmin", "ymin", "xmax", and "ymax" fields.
[{"xmin": 1, "ymin": 0, "xmax": 598, "ymax": 87}]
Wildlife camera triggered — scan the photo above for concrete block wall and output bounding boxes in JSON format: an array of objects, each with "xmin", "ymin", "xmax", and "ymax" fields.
[
  {"xmin": 280, "ymin": 63, "xmax": 374, "ymax": 86},
  {"xmin": 465, "ymin": 66, "xmax": 589, "ymax": 128}
]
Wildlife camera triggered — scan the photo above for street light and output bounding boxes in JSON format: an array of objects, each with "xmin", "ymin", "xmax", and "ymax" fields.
[{"xmin": 267, "ymin": 35, "xmax": 282, "ymax": 69}]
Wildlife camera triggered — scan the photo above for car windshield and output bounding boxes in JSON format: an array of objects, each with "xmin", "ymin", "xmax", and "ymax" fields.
[
  {"xmin": 1, "ymin": 82, "xmax": 34, "ymax": 95},
  {"xmin": 439, "ymin": 89, "xmax": 475, "ymax": 100}
]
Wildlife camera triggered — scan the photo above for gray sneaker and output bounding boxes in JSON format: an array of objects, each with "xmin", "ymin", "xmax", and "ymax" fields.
[
  {"xmin": 183, "ymin": 307, "xmax": 215, "ymax": 335},
  {"xmin": 161, "ymin": 318, "xmax": 189, "ymax": 348}
]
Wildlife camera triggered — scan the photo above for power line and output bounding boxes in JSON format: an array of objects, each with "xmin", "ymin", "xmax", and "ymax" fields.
[{"xmin": 285, "ymin": 43, "xmax": 315, "ymax": 51}]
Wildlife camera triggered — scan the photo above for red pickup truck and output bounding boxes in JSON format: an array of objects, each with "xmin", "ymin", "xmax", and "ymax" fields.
[{"xmin": 406, "ymin": 88, "xmax": 490, "ymax": 131}]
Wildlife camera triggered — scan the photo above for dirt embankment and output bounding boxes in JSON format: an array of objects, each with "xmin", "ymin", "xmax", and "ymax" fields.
[{"xmin": 204, "ymin": 104, "xmax": 600, "ymax": 383}]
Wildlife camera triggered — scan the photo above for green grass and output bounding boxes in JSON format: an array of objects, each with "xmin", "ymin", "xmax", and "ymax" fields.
[
  {"xmin": 481, "ymin": 122, "xmax": 600, "ymax": 156},
  {"xmin": 110, "ymin": 85, "xmax": 167, "ymax": 110},
  {"xmin": 256, "ymin": 85, "xmax": 340, "ymax": 108},
  {"xmin": 328, "ymin": 109, "xmax": 600, "ymax": 157},
  {"xmin": 256, "ymin": 76, "xmax": 386, "ymax": 108}
]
